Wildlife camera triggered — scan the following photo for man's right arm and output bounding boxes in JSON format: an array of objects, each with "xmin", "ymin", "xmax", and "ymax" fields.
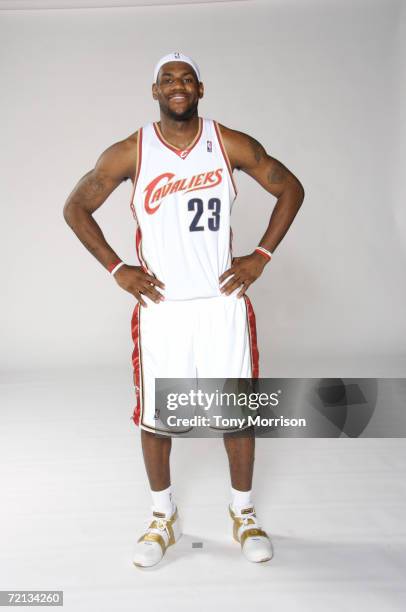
[
  {"xmin": 63, "ymin": 135, "xmax": 136, "ymax": 269},
  {"xmin": 63, "ymin": 133, "xmax": 165, "ymax": 306}
]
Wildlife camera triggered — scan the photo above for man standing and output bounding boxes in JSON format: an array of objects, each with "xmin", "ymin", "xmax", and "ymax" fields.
[{"xmin": 63, "ymin": 52, "xmax": 304, "ymax": 568}]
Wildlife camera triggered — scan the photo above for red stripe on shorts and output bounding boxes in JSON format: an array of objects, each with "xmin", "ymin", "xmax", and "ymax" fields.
[
  {"xmin": 131, "ymin": 302, "xmax": 142, "ymax": 426},
  {"xmin": 243, "ymin": 295, "xmax": 259, "ymax": 378}
]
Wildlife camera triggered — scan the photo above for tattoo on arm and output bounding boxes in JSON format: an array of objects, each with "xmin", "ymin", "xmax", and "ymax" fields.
[
  {"xmin": 79, "ymin": 173, "xmax": 107, "ymax": 203},
  {"xmin": 69, "ymin": 170, "xmax": 121, "ymax": 213},
  {"xmin": 248, "ymin": 136, "xmax": 267, "ymax": 165},
  {"xmin": 267, "ymin": 161, "xmax": 286, "ymax": 185}
]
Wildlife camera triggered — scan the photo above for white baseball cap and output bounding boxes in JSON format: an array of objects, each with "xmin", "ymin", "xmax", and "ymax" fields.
[{"xmin": 153, "ymin": 52, "xmax": 201, "ymax": 83}]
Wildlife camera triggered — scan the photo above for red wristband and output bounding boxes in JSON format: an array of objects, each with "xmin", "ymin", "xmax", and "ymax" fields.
[
  {"xmin": 107, "ymin": 259, "xmax": 122, "ymax": 273},
  {"xmin": 255, "ymin": 247, "xmax": 272, "ymax": 261}
]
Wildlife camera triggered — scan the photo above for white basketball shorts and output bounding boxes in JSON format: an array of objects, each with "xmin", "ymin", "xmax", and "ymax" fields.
[{"xmin": 130, "ymin": 293, "xmax": 259, "ymax": 434}]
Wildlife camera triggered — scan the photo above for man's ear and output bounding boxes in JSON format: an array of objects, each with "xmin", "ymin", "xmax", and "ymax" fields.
[
  {"xmin": 198, "ymin": 82, "xmax": 204, "ymax": 99},
  {"xmin": 152, "ymin": 83, "xmax": 158, "ymax": 100}
]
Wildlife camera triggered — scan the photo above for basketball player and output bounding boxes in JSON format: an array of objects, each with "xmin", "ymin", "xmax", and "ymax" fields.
[{"xmin": 63, "ymin": 53, "xmax": 304, "ymax": 568}]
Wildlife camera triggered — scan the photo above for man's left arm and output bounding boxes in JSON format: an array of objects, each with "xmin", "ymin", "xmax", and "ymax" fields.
[{"xmin": 218, "ymin": 124, "xmax": 305, "ymax": 297}]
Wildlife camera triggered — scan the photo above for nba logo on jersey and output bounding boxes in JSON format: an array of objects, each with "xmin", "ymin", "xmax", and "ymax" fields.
[{"xmin": 207, "ymin": 140, "xmax": 212, "ymax": 152}]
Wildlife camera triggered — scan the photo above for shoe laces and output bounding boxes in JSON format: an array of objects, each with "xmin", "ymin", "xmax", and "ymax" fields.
[
  {"xmin": 242, "ymin": 514, "xmax": 257, "ymax": 526},
  {"xmin": 155, "ymin": 518, "xmax": 168, "ymax": 531},
  {"xmin": 236, "ymin": 508, "xmax": 258, "ymax": 527},
  {"xmin": 144, "ymin": 509, "xmax": 174, "ymax": 534},
  {"xmin": 141, "ymin": 516, "xmax": 168, "ymax": 533}
]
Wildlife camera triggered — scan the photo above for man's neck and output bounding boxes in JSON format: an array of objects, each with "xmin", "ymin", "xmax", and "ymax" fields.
[{"xmin": 157, "ymin": 114, "xmax": 200, "ymax": 149}]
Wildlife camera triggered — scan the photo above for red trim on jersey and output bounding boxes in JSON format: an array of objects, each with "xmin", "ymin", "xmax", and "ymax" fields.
[
  {"xmin": 130, "ymin": 128, "xmax": 143, "ymax": 219},
  {"xmin": 153, "ymin": 117, "xmax": 203, "ymax": 159},
  {"xmin": 244, "ymin": 295, "xmax": 259, "ymax": 378},
  {"xmin": 132, "ymin": 132, "xmax": 152, "ymax": 274},
  {"xmin": 135, "ymin": 227, "xmax": 149, "ymax": 273},
  {"xmin": 131, "ymin": 302, "xmax": 142, "ymax": 426},
  {"xmin": 213, "ymin": 121, "xmax": 238, "ymax": 198}
]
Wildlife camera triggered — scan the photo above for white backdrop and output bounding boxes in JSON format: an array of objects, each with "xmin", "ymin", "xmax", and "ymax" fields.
[
  {"xmin": 1, "ymin": 0, "xmax": 405, "ymax": 376},
  {"xmin": 1, "ymin": 5, "xmax": 406, "ymax": 610}
]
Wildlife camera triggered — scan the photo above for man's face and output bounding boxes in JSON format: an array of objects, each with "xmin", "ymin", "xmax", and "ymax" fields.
[{"xmin": 152, "ymin": 61, "xmax": 204, "ymax": 121}]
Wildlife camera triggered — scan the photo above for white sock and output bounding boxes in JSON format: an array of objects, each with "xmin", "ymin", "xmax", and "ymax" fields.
[
  {"xmin": 151, "ymin": 485, "xmax": 175, "ymax": 516},
  {"xmin": 231, "ymin": 487, "xmax": 253, "ymax": 513}
]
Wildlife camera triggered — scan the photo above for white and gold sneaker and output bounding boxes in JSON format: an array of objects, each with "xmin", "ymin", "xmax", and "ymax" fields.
[
  {"xmin": 133, "ymin": 507, "xmax": 181, "ymax": 568},
  {"xmin": 229, "ymin": 505, "xmax": 273, "ymax": 563}
]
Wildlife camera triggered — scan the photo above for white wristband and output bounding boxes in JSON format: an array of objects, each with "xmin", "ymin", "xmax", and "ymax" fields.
[{"xmin": 110, "ymin": 261, "xmax": 125, "ymax": 276}]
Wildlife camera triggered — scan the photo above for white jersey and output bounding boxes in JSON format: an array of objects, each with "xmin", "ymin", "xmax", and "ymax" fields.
[{"xmin": 130, "ymin": 117, "xmax": 237, "ymax": 301}]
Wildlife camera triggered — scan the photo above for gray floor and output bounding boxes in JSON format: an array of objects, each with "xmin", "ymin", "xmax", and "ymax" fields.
[{"xmin": 1, "ymin": 367, "xmax": 405, "ymax": 611}]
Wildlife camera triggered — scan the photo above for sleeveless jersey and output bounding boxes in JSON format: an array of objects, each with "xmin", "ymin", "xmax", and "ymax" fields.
[{"xmin": 129, "ymin": 117, "xmax": 237, "ymax": 301}]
